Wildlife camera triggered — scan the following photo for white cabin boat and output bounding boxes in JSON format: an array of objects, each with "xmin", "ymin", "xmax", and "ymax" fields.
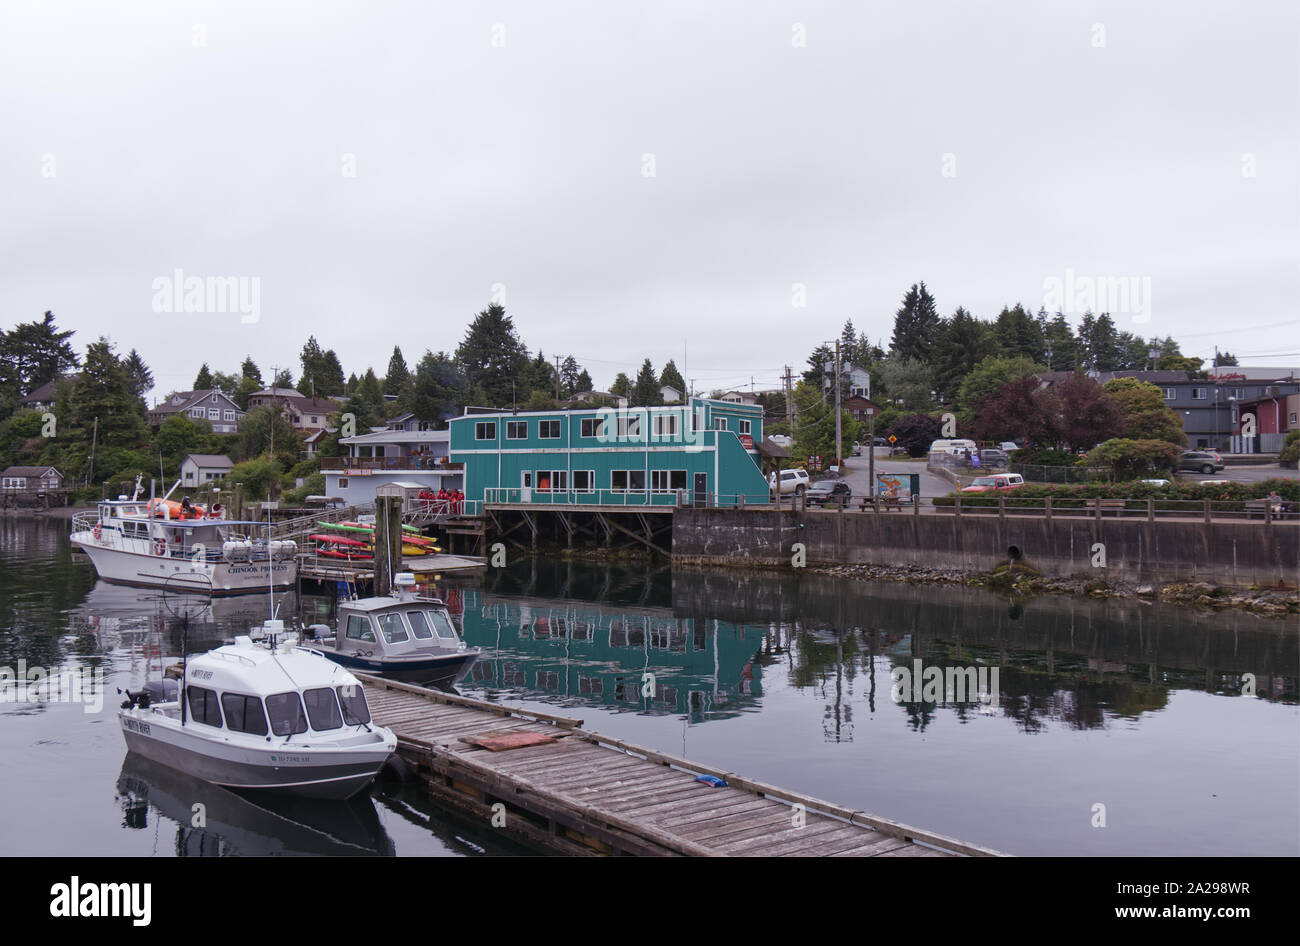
[
  {"xmin": 118, "ymin": 620, "xmax": 397, "ymax": 800},
  {"xmin": 70, "ymin": 493, "xmax": 296, "ymax": 595}
]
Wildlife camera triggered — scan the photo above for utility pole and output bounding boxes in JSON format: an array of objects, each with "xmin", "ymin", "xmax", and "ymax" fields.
[
  {"xmin": 834, "ymin": 341, "xmax": 842, "ymax": 467},
  {"xmin": 555, "ymin": 354, "xmax": 561, "ymax": 403},
  {"xmin": 784, "ymin": 366, "xmax": 793, "ymax": 432}
]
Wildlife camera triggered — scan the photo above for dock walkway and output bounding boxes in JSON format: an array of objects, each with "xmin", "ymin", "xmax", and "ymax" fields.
[{"xmin": 361, "ymin": 675, "xmax": 1003, "ymax": 857}]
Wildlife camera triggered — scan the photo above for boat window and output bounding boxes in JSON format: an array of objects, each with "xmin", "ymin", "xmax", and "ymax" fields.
[
  {"xmin": 220, "ymin": 693, "xmax": 268, "ymax": 736},
  {"xmin": 405, "ymin": 610, "xmax": 434, "ymax": 639},
  {"xmin": 266, "ymin": 691, "xmax": 309, "ymax": 735},
  {"xmin": 186, "ymin": 686, "xmax": 223, "ymax": 728},
  {"xmin": 345, "ymin": 615, "xmax": 375, "ymax": 642},
  {"xmin": 303, "ymin": 687, "xmax": 343, "ymax": 731},
  {"xmin": 336, "ymin": 685, "xmax": 371, "ymax": 725},
  {"xmin": 427, "ymin": 610, "xmax": 458, "ymax": 640},
  {"xmin": 377, "ymin": 612, "xmax": 408, "ymax": 643}
]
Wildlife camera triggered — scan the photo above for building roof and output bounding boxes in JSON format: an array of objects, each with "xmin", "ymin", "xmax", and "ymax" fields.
[
  {"xmin": 1, "ymin": 465, "xmax": 61, "ymax": 478},
  {"xmin": 152, "ymin": 389, "xmax": 243, "ymax": 414},
  {"xmin": 182, "ymin": 454, "xmax": 234, "ymax": 468},
  {"xmin": 19, "ymin": 377, "xmax": 65, "ymax": 405},
  {"xmin": 340, "ymin": 429, "xmax": 450, "ymax": 446}
]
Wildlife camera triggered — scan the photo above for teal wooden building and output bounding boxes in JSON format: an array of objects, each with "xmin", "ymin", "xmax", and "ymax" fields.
[{"xmin": 448, "ymin": 398, "xmax": 770, "ymax": 510}]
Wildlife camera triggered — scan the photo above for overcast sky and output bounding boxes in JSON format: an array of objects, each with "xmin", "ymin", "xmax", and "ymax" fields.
[{"xmin": 2, "ymin": 1, "xmax": 1297, "ymax": 400}]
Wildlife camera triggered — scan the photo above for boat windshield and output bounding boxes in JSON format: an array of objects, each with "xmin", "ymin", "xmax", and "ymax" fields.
[
  {"xmin": 405, "ymin": 610, "xmax": 435, "ymax": 640},
  {"xmin": 266, "ymin": 692, "xmax": 309, "ymax": 735},
  {"xmin": 303, "ymin": 687, "xmax": 343, "ymax": 731},
  {"xmin": 377, "ymin": 613, "xmax": 408, "ymax": 643},
  {"xmin": 427, "ymin": 610, "xmax": 458, "ymax": 640},
  {"xmin": 336, "ymin": 685, "xmax": 371, "ymax": 725}
]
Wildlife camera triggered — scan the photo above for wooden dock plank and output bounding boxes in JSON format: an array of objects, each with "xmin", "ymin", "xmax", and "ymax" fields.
[{"xmin": 360, "ymin": 678, "xmax": 990, "ymax": 858}]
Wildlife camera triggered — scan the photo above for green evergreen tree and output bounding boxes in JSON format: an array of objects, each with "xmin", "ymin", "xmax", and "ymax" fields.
[
  {"xmin": 630, "ymin": 359, "xmax": 662, "ymax": 406},
  {"xmin": 240, "ymin": 357, "xmax": 262, "ymax": 385},
  {"xmin": 932, "ymin": 307, "xmax": 993, "ymax": 403},
  {"xmin": 610, "ymin": 372, "xmax": 632, "ymax": 399},
  {"xmin": 122, "ymin": 349, "xmax": 154, "ymax": 400},
  {"xmin": 194, "ymin": 363, "xmax": 214, "ymax": 390},
  {"xmin": 0, "ymin": 311, "xmax": 80, "ymax": 399},
  {"xmin": 659, "ymin": 359, "xmax": 686, "ymax": 397},
  {"xmin": 453, "ymin": 304, "xmax": 531, "ymax": 407},
  {"xmin": 384, "ymin": 346, "xmax": 410, "ymax": 397},
  {"xmin": 559, "ymin": 356, "xmax": 582, "ymax": 397},
  {"xmin": 71, "ymin": 338, "xmax": 149, "ymax": 451},
  {"xmin": 411, "ymin": 351, "xmax": 466, "ymax": 426},
  {"xmin": 575, "ymin": 368, "xmax": 594, "ymax": 393},
  {"xmin": 889, "ymin": 282, "xmax": 941, "ymax": 364}
]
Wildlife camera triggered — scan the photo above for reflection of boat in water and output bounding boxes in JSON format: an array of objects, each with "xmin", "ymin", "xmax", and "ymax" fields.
[
  {"xmin": 115, "ymin": 753, "xmax": 394, "ymax": 855},
  {"xmin": 304, "ymin": 573, "xmax": 479, "ymax": 687},
  {"xmin": 119, "ymin": 619, "xmax": 397, "ymax": 800}
]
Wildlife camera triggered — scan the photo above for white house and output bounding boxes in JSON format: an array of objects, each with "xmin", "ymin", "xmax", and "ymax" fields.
[{"xmin": 180, "ymin": 454, "xmax": 234, "ymax": 486}]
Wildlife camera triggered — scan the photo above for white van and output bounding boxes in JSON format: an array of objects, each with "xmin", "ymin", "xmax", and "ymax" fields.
[{"xmin": 928, "ymin": 439, "xmax": 977, "ymax": 456}]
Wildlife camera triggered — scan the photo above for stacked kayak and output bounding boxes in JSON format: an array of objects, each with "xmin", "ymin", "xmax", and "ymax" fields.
[{"xmin": 312, "ymin": 521, "xmax": 441, "ymax": 558}]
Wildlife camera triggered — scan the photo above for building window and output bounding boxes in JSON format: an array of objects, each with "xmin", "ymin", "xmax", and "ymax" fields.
[
  {"xmin": 1231, "ymin": 388, "xmax": 1244, "ymax": 400},
  {"xmin": 1191, "ymin": 388, "xmax": 1207, "ymax": 400},
  {"xmin": 1230, "ymin": 407, "xmax": 1238, "ymax": 424},
  {"xmin": 616, "ymin": 415, "xmax": 641, "ymax": 438},
  {"xmin": 572, "ymin": 470, "xmax": 595, "ymax": 491},
  {"xmin": 738, "ymin": 419, "xmax": 751, "ymax": 436},
  {"xmin": 338, "ymin": 477, "xmax": 348, "ymax": 489},
  {"xmin": 650, "ymin": 470, "xmax": 687, "ymax": 491},
  {"xmin": 653, "ymin": 414, "xmax": 678, "ymax": 437},
  {"xmin": 536, "ymin": 471, "xmax": 567, "ymax": 492},
  {"xmin": 190, "ymin": 408, "xmax": 204, "ymax": 418},
  {"xmin": 580, "ymin": 417, "xmax": 604, "ymax": 438},
  {"xmin": 475, "ymin": 421, "xmax": 497, "ymax": 440},
  {"xmin": 506, "ymin": 420, "xmax": 527, "ymax": 440},
  {"xmin": 223, "ymin": 410, "xmax": 235, "ymax": 421},
  {"xmin": 691, "ymin": 409, "xmax": 702, "ymax": 432},
  {"xmin": 208, "ymin": 408, "xmax": 220, "ymax": 419},
  {"xmin": 539, "ymin": 420, "xmax": 561, "ymax": 439},
  {"xmin": 611, "ymin": 470, "xmax": 646, "ymax": 491},
  {"xmin": 1290, "ymin": 412, "xmax": 1298, "ymax": 425},
  {"xmin": 714, "ymin": 418, "xmax": 727, "ymax": 431},
  {"xmin": 311, "ymin": 416, "xmax": 318, "ymax": 424},
  {"xmin": 1163, "ymin": 388, "xmax": 1176, "ymax": 400}
]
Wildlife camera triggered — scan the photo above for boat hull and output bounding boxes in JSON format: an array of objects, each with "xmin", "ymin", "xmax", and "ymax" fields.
[
  {"xmin": 311, "ymin": 648, "xmax": 479, "ymax": 687},
  {"xmin": 73, "ymin": 535, "xmax": 295, "ymax": 596},
  {"xmin": 119, "ymin": 710, "xmax": 394, "ymax": 800}
]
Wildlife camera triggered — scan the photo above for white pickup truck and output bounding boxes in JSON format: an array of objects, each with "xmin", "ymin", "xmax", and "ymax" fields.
[{"xmin": 770, "ymin": 468, "xmax": 810, "ymax": 495}]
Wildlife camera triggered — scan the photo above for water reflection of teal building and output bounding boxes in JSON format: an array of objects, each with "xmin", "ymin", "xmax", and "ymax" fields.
[{"xmin": 456, "ymin": 590, "xmax": 763, "ymax": 720}]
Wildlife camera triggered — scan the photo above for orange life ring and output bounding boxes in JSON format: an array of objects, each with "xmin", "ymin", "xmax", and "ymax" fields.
[
  {"xmin": 93, "ymin": 523, "xmax": 102, "ymax": 539},
  {"xmin": 154, "ymin": 538, "xmax": 167, "ymax": 556}
]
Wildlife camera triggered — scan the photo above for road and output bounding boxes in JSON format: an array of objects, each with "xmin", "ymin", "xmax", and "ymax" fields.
[{"xmin": 823, "ymin": 453, "xmax": 1294, "ymax": 501}]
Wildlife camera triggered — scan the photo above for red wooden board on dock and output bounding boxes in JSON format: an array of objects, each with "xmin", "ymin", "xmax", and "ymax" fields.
[{"xmin": 463, "ymin": 730, "xmax": 563, "ymax": 752}]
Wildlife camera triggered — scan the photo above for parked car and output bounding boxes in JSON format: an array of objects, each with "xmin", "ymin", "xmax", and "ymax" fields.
[
  {"xmin": 851, "ymin": 442, "xmax": 862, "ymax": 456},
  {"xmin": 929, "ymin": 438, "xmax": 978, "ymax": 457},
  {"xmin": 873, "ymin": 437, "xmax": 889, "ymax": 448},
  {"xmin": 770, "ymin": 468, "xmax": 810, "ymax": 495},
  {"xmin": 960, "ymin": 473, "xmax": 1025, "ymax": 493},
  {"xmin": 807, "ymin": 479, "xmax": 852, "ymax": 507},
  {"xmin": 979, "ymin": 448, "xmax": 1008, "ymax": 468},
  {"xmin": 997, "ymin": 441, "xmax": 1020, "ymax": 452},
  {"xmin": 1178, "ymin": 450, "xmax": 1224, "ymax": 474}
]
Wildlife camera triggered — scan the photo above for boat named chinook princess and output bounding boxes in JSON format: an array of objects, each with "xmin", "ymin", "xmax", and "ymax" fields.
[{"xmin": 70, "ymin": 480, "xmax": 296, "ymax": 595}]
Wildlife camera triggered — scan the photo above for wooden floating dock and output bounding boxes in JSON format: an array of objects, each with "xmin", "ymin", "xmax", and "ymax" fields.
[
  {"xmin": 360, "ymin": 675, "xmax": 1004, "ymax": 857},
  {"xmin": 298, "ymin": 552, "xmax": 488, "ymax": 584}
]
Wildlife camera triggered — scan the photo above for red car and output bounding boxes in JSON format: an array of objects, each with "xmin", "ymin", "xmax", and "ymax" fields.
[{"xmin": 960, "ymin": 473, "xmax": 1025, "ymax": 493}]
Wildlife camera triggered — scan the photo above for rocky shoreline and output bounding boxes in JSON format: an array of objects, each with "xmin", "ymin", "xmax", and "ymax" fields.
[{"xmin": 804, "ymin": 561, "xmax": 1299, "ymax": 617}]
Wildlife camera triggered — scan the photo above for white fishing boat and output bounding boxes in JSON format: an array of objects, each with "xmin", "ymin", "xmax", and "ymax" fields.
[
  {"xmin": 118, "ymin": 619, "xmax": 397, "ymax": 800},
  {"xmin": 304, "ymin": 572, "xmax": 480, "ymax": 686},
  {"xmin": 70, "ymin": 477, "xmax": 296, "ymax": 595}
]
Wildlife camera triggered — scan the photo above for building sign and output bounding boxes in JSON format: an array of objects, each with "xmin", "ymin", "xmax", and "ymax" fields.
[
  {"xmin": 876, "ymin": 472, "xmax": 919, "ymax": 501},
  {"xmin": 741, "ymin": 435, "xmax": 754, "ymax": 449}
]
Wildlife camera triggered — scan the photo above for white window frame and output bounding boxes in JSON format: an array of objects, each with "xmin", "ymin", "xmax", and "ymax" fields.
[
  {"xmin": 539, "ymin": 419, "xmax": 561, "ymax": 439},
  {"xmin": 653, "ymin": 414, "xmax": 678, "ymax": 437},
  {"xmin": 580, "ymin": 417, "xmax": 603, "ymax": 438},
  {"xmin": 506, "ymin": 420, "xmax": 528, "ymax": 440},
  {"xmin": 1191, "ymin": 388, "xmax": 1207, "ymax": 400},
  {"xmin": 537, "ymin": 470, "xmax": 567, "ymax": 492},
  {"xmin": 475, "ymin": 421, "xmax": 497, "ymax": 440},
  {"xmin": 738, "ymin": 419, "xmax": 751, "ymax": 436},
  {"xmin": 714, "ymin": 417, "xmax": 727, "ymax": 431},
  {"xmin": 572, "ymin": 469, "xmax": 596, "ymax": 492},
  {"xmin": 1163, "ymin": 388, "xmax": 1176, "ymax": 400},
  {"xmin": 650, "ymin": 470, "xmax": 688, "ymax": 492}
]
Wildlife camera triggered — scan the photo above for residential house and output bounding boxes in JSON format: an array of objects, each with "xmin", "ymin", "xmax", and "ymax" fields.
[
  {"xmin": 180, "ymin": 454, "xmax": 234, "ymax": 486},
  {"xmin": 321, "ymin": 428, "xmax": 462, "ymax": 506},
  {"xmin": 245, "ymin": 387, "xmax": 341, "ymax": 433},
  {"xmin": 18, "ymin": 376, "xmax": 67, "ymax": 411},
  {"xmin": 0, "ymin": 465, "xmax": 63, "ymax": 492},
  {"xmin": 149, "ymin": 390, "xmax": 245, "ymax": 434}
]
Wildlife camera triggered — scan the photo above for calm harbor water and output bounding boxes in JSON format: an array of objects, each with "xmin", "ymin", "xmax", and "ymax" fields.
[{"xmin": 1, "ymin": 516, "xmax": 1296, "ymax": 856}]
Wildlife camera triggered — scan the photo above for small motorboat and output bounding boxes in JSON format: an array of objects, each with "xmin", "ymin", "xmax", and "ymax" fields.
[
  {"xmin": 118, "ymin": 619, "xmax": 397, "ymax": 800},
  {"xmin": 304, "ymin": 573, "xmax": 479, "ymax": 686}
]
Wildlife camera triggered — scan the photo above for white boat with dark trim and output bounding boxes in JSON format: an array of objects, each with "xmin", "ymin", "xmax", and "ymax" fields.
[
  {"xmin": 70, "ymin": 479, "xmax": 296, "ymax": 595},
  {"xmin": 118, "ymin": 620, "xmax": 397, "ymax": 800},
  {"xmin": 304, "ymin": 573, "xmax": 480, "ymax": 686}
]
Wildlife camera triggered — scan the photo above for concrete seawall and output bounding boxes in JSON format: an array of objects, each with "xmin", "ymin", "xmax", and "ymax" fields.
[{"xmin": 672, "ymin": 508, "xmax": 1300, "ymax": 589}]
